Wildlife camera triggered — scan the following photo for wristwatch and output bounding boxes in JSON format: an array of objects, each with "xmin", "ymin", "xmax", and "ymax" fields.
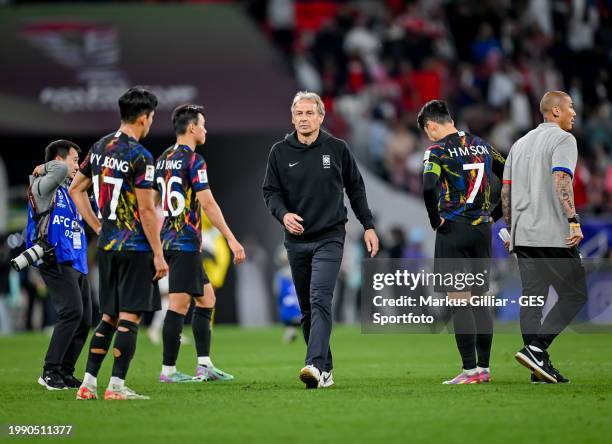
[{"xmin": 568, "ymin": 214, "xmax": 581, "ymax": 224}]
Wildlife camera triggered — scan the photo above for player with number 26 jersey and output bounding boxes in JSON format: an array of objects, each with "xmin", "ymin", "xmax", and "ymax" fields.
[
  {"xmin": 153, "ymin": 105, "xmax": 244, "ymax": 385},
  {"xmin": 80, "ymin": 130, "xmax": 155, "ymax": 251},
  {"xmin": 155, "ymin": 144, "xmax": 209, "ymax": 252}
]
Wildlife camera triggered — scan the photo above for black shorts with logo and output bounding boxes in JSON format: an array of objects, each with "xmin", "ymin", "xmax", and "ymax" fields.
[
  {"xmin": 164, "ymin": 250, "xmax": 209, "ymax": 296},
  {"xmin": 434, "ymin": 220, "xmax": 491, "ymax": 293},
  {"xmin": 97, "ymin": 250, "xmax": 159, "ymax": 316}
]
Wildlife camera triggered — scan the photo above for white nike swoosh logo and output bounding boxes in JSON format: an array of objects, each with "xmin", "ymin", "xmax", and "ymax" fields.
[
  {"xmin": 289, "ymin": 162, "xmax": 299, "ymax": 167},
  {"xmin": 528, "ymin": 349, "xmax": 544, "ymax": 366}
]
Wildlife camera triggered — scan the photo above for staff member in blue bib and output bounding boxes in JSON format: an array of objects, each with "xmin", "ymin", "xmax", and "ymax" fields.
[{"xmin": 26, "ymin": 140, "xmax": 91, "ymax": 391}]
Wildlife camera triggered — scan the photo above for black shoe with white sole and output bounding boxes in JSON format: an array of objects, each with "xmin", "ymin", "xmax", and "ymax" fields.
[
  {"xmin": 531, "ymin": 370, "xmax": 570, "ymax": 384},
  {"xmin": 531, "ymin": 373, "xmax": 546, "ymax": 384},
  {"xmin": 38, "ymin": 370, "xmax": 68, "ymax": 390},
  {"xmin": 61, "ymin": 373, "xmax": 82, "ymax": 389},
  {"xmin": 515, "ymin": 345, "xmax": 557, "ymax": 383},
  {"xmin": 545, "ymin": 358, "xmax": 570, "ymax": 383}
]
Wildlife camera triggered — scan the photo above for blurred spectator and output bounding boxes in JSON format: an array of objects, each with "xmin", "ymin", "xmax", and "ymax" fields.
[
  {"xmin": 367, "ymin": 103, "xmax": 394, "ymax": 173},
  {"xmin": 471, "ymin": 23, "xmax": 503, "ymax": 67},
  {"xmin": 267, "ymin": 0, "xmax": 295, "ymax": 57},
  {"xmin": 404, "ymin": 227, "xmax": 426, "ymax": 259},
  {"xmin": 343, "ymin": 14, "xmax": 381, "ymax": 70},
  {"xmin": 386, "ymin": 226, "xmax": 407, "ymax": 259},
  {"xmin": 383, "ymin": 119, "xmax": 417, "ymax": 189},
  {"xmin": 273, "ymin": 245, "xmax": 301, "ymax": 343},
  {"xmin": 488, "ymin": 60, "xmax": 517, "ymax": 108},
  {"xmin": 585, "ymin": 102, "xmax": 612, "ymax": 153}
]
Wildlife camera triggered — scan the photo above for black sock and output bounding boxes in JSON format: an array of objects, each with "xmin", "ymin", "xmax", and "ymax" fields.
[
  {"xmin": 473, "ymin": 306, "xmax": 493, "ymax": 368},
  {"xmin": 163, "ymin": 310, "xmax": 185, "ymax": 366},
  {"xmin": 111, "ymin": 320, "xmax": 139, "ymax": 379},
  {"xmin": 522, "ymin": 333, "xmax": 537, "ymax": 347},
  {"xmin": 85, "ymin": 321, "xmax": 116, "ymax": 377},
  {"xmin": 530, "ymin": 339, "xmax": 547, "ymax": 351},
  {"xmin": 192, "ymin": 307, "xmax": 213, "ymax": 358},
  {"xmin": 452, "ymin": 306, "xmax": 476, "ymax": 369}
]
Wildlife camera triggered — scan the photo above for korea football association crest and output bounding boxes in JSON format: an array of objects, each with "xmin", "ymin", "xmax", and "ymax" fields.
[{"xmin": 322, "ymin": 154, "xmax": 331, "ymax": 169}]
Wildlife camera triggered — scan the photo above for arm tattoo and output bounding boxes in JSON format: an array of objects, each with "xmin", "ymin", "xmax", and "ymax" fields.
[
  {"xmin": 501, "ymin": 183, "xmax": 511, "ymax": 227},
  {"xmin": 553, "ymin": 171, "xmax": 576, "ymax": 217}
]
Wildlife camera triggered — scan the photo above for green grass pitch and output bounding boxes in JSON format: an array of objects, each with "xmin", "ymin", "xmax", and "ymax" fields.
[{"xmin": 1, "ymin": 326, "xmax": 611, "ymax": 443}]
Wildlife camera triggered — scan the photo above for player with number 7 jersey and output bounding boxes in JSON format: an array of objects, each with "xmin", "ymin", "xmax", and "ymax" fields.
[
  {"xmin": 81, "ymin": 131, "xmax": 156, "ymax": 251},
  {"xmin": 422, "ymin": 131, "xmax": 505, "ymax": 226},
  {"xmin": 69, "ymin": 87, "xmax": 169, "ymax": 401},
  {"xmin": 417, "ymin": 100, "xmax": 505, "ymax": 386}
]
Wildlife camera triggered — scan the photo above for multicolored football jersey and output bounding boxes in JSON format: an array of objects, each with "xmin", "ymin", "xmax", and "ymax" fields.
[
  {"xmin": 423, "ymin": 131, "xmax": 505, "ymax": 225},
  {"xmin": 155, "ymin": 144, "xmax": 209, "ymax": 252},
  {"xmin": 80, "ymin": 131, "xmax": 155, "ymax": 251}
]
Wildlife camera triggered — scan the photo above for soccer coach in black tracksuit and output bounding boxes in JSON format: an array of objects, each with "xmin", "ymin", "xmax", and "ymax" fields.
[{"xmin": 263, "ymin": 91, "xmax": 379, "ymax": 389}]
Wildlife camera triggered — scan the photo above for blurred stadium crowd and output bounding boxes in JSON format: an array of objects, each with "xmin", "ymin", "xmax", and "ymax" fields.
[{"xmin": 249, "ymin": 0, "xmax": 612, "ymax": 214}]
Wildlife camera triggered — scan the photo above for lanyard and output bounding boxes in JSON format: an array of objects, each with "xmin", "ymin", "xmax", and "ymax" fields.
[{"xmin": 59, "ymin": 186, "xmax": 79, "ymax": 221}]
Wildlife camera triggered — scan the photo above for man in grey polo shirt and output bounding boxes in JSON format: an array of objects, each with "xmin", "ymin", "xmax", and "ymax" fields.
[{"xmin": 501, "ymin": 91, "xmax": 587, "ymax": 384}]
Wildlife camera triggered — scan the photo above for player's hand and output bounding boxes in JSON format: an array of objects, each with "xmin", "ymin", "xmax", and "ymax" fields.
[
  {"xmin": 364, "ymin": 229, "xmax": 379, "ymax": 258},
  {"xmin": 152, "ymin": 253, "xmax": 169, "ymax": 281},
  {"xmin": 229, "ymin": 238, "xmax": 246, "ymax": 265},
  {"xmin": 32, "ymin": 164, "xmax": 45, "ymax": 177},
  {"xmin": 283, "ymin": 213, "xmax": 304, "ymax": 235},
  {"xmin": 566, "ymin": 223, "xmax": 584, "ymax": 248}
]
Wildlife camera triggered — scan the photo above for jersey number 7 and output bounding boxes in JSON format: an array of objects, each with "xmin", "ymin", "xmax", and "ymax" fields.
[
  {"xmin": 462, "ymin": 163, "xmax": 484, "ymax": 204},
  {"xmin": 92, "ymin": 174, "xmax": 122, "ymax": 220}
]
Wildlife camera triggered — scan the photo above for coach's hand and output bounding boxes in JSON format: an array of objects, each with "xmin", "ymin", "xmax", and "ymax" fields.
[
  {"xmin": 152, "ymin": 253, "xmax": 169, "ymax": 281},
  {"xmin": 283, "ymin": 213, "xmax": 304, "ymax": 236},
  {"xmin": 229, "ymin": 238, "xmax": 246, "ymax": 265},
  {"xmin": 364, "ymin": 229, "xmax": 379, "ymax": 257},
  {"xmin": 32, "ymin": 164, "xmax": 45, "ymax": 177},
  {"xmin": 566, "ymin": 223, "xmax": 584, "ymax": 248}
]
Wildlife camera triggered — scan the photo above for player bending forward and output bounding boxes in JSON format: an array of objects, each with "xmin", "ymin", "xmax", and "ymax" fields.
[{"xmin": 418, "ymin": 100, "xmax": 505, "ymax": 384}]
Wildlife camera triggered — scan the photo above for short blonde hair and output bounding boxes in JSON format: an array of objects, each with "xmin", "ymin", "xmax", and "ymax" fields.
[{"xmin": 291, "ymin": 91, "xmax": 325, "ymax": 116}]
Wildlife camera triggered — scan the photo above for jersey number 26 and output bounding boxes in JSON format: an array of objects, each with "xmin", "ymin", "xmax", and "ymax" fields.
[{"xmin": 157, "ymin": 177, "xmax": 186, "ymax": 217}]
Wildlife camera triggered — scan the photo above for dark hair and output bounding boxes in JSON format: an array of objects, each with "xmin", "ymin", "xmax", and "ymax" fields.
[
  {"xmin": 118, "ymin": 87, "xmax": 158, "ymax": 123},
  {"xmin": 44, "ymin": 140, "xmax": 81, "ymax": 162},
  {"xmin": 417, "ymin": 100, "xmax": 453, "ymax": 130},
  {"xmin": 172, "ymin": 104, "xmax": 204, "ymax": 135}
]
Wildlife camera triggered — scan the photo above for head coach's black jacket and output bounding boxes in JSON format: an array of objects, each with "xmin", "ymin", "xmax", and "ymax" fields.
[{"xmin": 262, "ymin": 129, "xmax": 374, "ymax": 242}]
